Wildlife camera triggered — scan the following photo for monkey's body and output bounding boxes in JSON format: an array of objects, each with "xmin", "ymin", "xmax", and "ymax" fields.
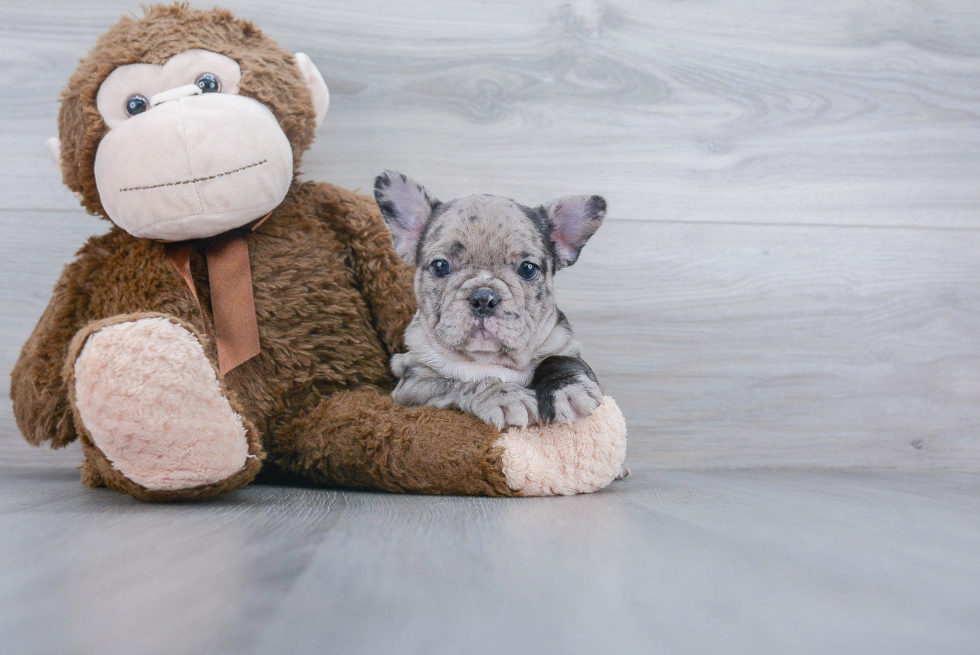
[
  {"xmin": 14, "ymin": 180, "xmax": 526, "ymax": 498},
  {"xmin": 11, "ymin": 4, "xmax": 627, "ymax": 501}
]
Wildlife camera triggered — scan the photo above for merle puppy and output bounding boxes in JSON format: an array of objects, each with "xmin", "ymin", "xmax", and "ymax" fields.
[{"xmin": 374, "ymin": 170, "xmax": 606, "ymax": 430}]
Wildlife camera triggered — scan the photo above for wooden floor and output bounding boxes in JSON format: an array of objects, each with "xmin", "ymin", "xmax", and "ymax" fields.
[
  {"xmin": 2, "ymin": 1, "xmax": 980, "ymax": 653},
  {"xmin": 2, "ymin": 464, "xmax": 980, "ymax": 655}
]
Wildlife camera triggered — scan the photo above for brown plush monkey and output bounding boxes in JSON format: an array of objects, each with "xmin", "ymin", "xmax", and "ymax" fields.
[{"xmin": 11, "ymin": 4, "xmax": 626, "ymax": 501}]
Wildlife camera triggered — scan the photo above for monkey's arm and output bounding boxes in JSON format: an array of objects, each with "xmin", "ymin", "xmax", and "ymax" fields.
[
  {"xmin": 269, "ymin": 384, "xmax": 626, "ymax": 497},
  {"xmin": 311, "ymin": 182, "xmax": 416, "ymax": 356},
  {"xmin": 269, "ymin": 386, "xmax": 518, "ymax": 496},
  {"xmin": 268, "ymin": 323, "xmax": 623, "ymax": 497},
  {"xmin": 11, "ymin": 260, "xmax": 91, "ymax": 448}
]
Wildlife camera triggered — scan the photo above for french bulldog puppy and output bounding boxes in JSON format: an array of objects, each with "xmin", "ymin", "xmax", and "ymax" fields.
[{"xmin": 374, "ymin": 170, "xmax": 606, "ymax": 430}]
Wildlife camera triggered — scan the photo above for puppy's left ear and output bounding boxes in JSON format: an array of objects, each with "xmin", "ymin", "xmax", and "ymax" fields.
[
  {"xmin": 374, "ymin": 170, "xmax": 440, "ymax": 265},
  {"xmin": 544, "ymin": 195, "xmax": 606, "ymax": 268}
]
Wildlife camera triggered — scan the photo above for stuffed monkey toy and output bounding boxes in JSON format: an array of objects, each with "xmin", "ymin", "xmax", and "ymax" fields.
[{"xmin": 11, "ymin": 4, "xmax": 627, "ymax": 501}]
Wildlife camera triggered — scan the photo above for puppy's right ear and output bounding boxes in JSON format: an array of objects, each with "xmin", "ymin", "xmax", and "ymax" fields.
[
  {"xmin": 374, "ymin": 170, "xmax": 439, "ymax": 265},
  {"xmin": 544, "ymin": 194, "xmax": 607, "ymax": 269}
]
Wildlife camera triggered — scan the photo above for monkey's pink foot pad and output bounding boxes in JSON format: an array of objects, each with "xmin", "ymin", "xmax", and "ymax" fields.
[
  {"xmin": 73, "ymin": 317, "xmax": 249, "ymax": 491},
  {"xmin": 497, "ymin": 396, "xmax": 627, "ymax": 496}
]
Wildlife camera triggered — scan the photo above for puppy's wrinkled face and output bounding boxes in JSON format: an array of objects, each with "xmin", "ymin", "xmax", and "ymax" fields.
[
  {"xmin": 415, "ymin": 194, "xmax": 554, "ymax": 355},
  {"xmin": 375, "ymin": 171, "xmax": 605, "ymax": 362}
]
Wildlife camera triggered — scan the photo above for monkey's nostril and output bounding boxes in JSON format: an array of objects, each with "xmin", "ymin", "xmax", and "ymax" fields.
[{"xmin": 468, "ymin": 288, "xmax": 500, "ymax": 317}]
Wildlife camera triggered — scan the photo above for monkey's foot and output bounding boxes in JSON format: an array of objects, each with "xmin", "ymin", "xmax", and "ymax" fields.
[
  {"xmin": 70, "ymin": 315, "xmax": 261, "ymax": 499},
  {"xmin": 495, "ymin": 396, "xmax": 627, "ymax": 496}
]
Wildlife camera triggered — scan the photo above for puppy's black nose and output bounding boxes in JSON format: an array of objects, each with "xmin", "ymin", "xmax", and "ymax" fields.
[{"xmin": 468, "ymin": 288, "xmax": 500, "ymax": 317}]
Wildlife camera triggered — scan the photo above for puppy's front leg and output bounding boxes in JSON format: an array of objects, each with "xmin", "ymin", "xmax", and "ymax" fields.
[
  {"xmin": 391, "ymin": 359, "xmax": 538, "ymax": 429},
  {"xmin": 390, "ymin": 356, "xmax": 457, "ymax": 409},
  {"xmin": 459, "ymin": 378, "xmax": 539, "ymax": 430},
  {"xmin": 531, "ymin": 356, "xmax": 604, "ymax": 424}
]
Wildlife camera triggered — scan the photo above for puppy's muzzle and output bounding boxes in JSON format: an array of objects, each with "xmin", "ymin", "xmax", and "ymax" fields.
[{"xmin": 468, "ymin": 288, "xmax": 500, "ymax": 318}]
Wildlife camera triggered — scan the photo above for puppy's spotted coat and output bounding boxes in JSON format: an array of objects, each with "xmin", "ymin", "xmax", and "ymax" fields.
[{"xmin": 375, "ymin": 171, "xmax": 606, "ymax": 430}]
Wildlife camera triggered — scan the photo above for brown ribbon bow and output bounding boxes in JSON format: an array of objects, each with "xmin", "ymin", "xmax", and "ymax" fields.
[{"xmin": 164, "ymin": 213, "xmax": 271, "ymax": 375}]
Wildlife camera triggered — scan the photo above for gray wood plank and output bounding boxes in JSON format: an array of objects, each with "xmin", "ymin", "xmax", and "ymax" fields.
[
  {"xmin": 3, "ymin": 0, "xmax": 978, "ymax": 467},
  {"xmin": 2, "ymin": 466, "xmax": 979, "ymax": 655},
  {"xmin": 2, "ymin": 3, "xmax": 980, "ymax": 653},
  {"xmin": 1, "ymin": 0, "xmax": 980, "ymax": 227},
  {"xmin": 564, "ymin": 219, "xmax": 980, "ymax": 468},
  {"xmin": 0, "ymin": 209, "xmax": 103, "ymax": 468},
  {"xmin": 3, "ymin": 211, "xmax": 979, "ymax": 468}
]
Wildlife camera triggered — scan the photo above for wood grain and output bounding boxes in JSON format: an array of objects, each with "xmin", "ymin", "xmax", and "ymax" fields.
[
  {"xmin": 2, "ymin": 465, "xmax": 979, "ymax": 654},
  {"xmin": 1, "ymin": 1, "xmax": 979, "ymax": 468},
  {"xmin": 3, "ymin": 212, "xmax": 978, "ymax": 469},
  {"xmin": 1, "ymin": 0, "xmax": 980, "ymax": 227},
  {"xmin": 563, "ymin": 219, "xmax": 980, "ymax": 468},
  {"xmin": 2, "ymin": 3, "xmax": 980, "ymax": 653}
]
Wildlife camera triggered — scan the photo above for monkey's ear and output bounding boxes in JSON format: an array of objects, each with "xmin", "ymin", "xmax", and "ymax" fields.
[
  {"xmin": 544, "ymin": 195, "xmax": 607, "ymax": 269},
  {"xmin": 293, "ymin": 52, "xmax": 329, "ymax": 127},
  {"xmin": 374, "ymin": 170, "xmax": 439, "ymax": 265},
  {"xmin": 45, "ymin": 137, "xmax": 61, "ymax": 168}
]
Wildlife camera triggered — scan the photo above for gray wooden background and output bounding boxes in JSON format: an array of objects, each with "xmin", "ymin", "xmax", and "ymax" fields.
[
  {"xmin": 3, "ymin": 3, "xmax": 980, "ymax": 654},
  {"xmin": 3, "ymin": 0, "xmax": 978, "ymax": 469}
]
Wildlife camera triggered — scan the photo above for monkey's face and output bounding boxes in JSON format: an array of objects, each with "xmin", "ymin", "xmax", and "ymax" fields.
[
  {"xmin": 54, "ymin": 6, "xmax": 330, "ymax": 233},
  {"xmin": 87, "ymin": 48, "xmax": 326, "ymax": 241}
]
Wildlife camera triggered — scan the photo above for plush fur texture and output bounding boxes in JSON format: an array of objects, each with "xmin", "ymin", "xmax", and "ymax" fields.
[
  {"xmin": 496, "ymin": 396, "xmax": 627, "ymax": 496},
  {"xmin": 63, "ymin": 313, "xmax": 264, "ymax": 502},
  {"xmin": 12, "ymin": 174, "xmax": 521, "ymax": 497},
  {"xmin": 94, "ymin": 90, "xmax": 295, "ymax": 240},
  {"xmin": 56, "ymin": 3, "xmax": 317, "ymax": 220},
  {"xmin": 11, "ymin": 4, "xmax": 627, "ymax": 500},
  {"xmin": 72, "ymin": 316, "xmax": 251, "ymax": 490}
]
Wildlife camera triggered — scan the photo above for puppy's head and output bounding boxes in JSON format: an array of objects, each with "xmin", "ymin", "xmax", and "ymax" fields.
[{"xmin": 375, "ymin": 171, "xmax": 605, "ymax": 361}]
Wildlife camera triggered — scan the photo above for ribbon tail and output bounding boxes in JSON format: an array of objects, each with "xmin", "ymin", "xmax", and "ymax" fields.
[
  {"xmin": 165, "ymin": 242, "xmax": 213, "ymax": 341},
  {"xmin": 206, "ymin": 231, "xmax": 261, "ymax": 375}
]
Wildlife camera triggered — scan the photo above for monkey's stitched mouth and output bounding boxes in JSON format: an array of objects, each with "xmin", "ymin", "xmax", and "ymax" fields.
[{"xmin": 118, "ymin": 159, "xmax": 268, "ymax": 192}]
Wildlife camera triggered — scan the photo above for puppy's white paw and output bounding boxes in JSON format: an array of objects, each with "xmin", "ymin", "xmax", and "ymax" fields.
[
  {"xmin": 542, "ymin": 375, "xmax": 603, "ymax": 424},
  {"xmin": 471, "ymin": 382, "xmax": 540, "ymax": 430}
]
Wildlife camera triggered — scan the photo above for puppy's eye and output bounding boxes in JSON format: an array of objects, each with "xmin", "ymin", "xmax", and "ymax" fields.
[
  {"xmin": 195, "ymin": 73, "xmax": 220, "ymax": 93},
  {"xmin": 125, "ymin": 94, "xmax": 149, "ymax": 116},
  {"xmin": 430, "ymin": 259, "xmax": 452, "ymax": 278},
  {"xmin": 517, "ymin": 261, "xmax": 539, "ymax": 281}
]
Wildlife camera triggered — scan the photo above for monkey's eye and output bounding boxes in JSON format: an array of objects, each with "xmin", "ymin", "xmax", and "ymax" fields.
[
  {"xmin": 517, "ymin": 262, "xmax": 539, "ymax": 281},
  {"xmin": 430, "ymin": 259, "xmax": 452, "ymax": 278},
  {"xmin": 195, "ymin": 73, "xmax": 221, "ymax": 93},
  {"xmin": 125, "ymin": 94, "xmax": 149, "ymax": 116}
]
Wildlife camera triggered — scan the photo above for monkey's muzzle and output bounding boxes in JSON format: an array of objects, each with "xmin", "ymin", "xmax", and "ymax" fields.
[{"xmin": 94, "ymin": 92, "xmax": 293, "ymax": 241}]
